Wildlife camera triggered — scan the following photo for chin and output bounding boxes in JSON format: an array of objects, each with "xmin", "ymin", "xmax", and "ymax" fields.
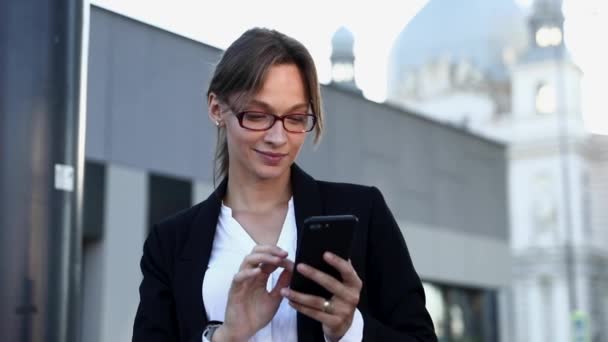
[{"xmin": 252, "ymin": 162, "xmax": 291, "ymax": 180}]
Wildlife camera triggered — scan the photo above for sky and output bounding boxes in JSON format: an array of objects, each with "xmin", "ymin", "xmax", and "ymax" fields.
[{"xmin": 90, "ymin": 0, "xmax": 607, "ymax": 134}]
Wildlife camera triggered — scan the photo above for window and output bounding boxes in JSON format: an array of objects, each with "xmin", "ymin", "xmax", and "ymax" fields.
[
  {"xmin": 331, "ymin": 62, "xmax": 354, "ymax": 83},
  {"xmin": 535, "ymin": 26, "xmax": 563, "ymax": 47},
  {"xmin": 422, "ymin": 281, "xmax": 498, "ymax": 341},
  {"xmin": 536, "ymin": 83, "xmax": 557, "ymax": 114},
  {"xmin": 83, "ymin": 160, "xmax": 106, "ymax": 242},
  {"xmin": 148, "ymin": 172, "xmax": 192, "ymax": 230}
]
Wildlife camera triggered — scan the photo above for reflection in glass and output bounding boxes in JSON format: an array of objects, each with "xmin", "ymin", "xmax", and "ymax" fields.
[
  {"xmin": 450, "ymin": 304, "xmax": 465, "ymax": 338},
  {"xmin": 423, "ymin": 282, "xmax": 446, "ymax": 338},
  {"xmin": 422, "ymin": 281, "xmax": 498, "ymax": 342}
]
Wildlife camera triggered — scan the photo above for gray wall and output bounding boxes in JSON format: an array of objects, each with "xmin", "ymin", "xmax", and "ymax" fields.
[{"xmin": 86, "ymin": 6, "xmax": 509, "ymax": 241}]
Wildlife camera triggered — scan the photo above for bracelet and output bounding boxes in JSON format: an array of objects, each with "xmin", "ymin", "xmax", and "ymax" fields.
[{"xmin": 202, "ymin": 320, "xmax": 223, "ymax": 341}]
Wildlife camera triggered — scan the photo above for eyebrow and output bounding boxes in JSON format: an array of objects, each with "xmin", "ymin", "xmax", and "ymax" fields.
[{"xmin": 247, "ymin": 99, "xmax": 310, "ymax": 113}]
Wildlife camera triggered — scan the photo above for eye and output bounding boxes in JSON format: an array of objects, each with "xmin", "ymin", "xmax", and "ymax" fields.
[
  {"xmin": 286, "ymin": 115, "xmax": 308, "ymax": 124},
  {"xmin": 243, "ymin": 112, "xmax": 269, "ymax": 121}
]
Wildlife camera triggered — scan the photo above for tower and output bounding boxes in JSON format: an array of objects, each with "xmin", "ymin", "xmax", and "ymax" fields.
[
  {"xmin": 330, "ymin": 26, "xmax": 361, "ymax": 94},
  {"xmin": 384, "ymin": 0, "xmax": 608, "ymax": 339},
  {"xmin": 507, "ymin": 1, "xmax": 600, "ymax": 341},
  {"xmin": 510, "ymin": 0, "xmax": 582, "ymax": 122}
]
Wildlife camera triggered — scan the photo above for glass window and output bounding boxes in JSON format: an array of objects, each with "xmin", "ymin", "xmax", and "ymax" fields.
[
  {"xmin": 422, "ymin": 281, "xmax": 498, "ymax": 342},
  {"xmin": 423, "ymin": 282, "xmax": 446, "ymax": 338},
  {"xmin": 148, "ymin": 172, "xmax": 192, "ymax": 230},
  {"xmin": 83, "ymin": 160, "xmax": 106, "ymax": 242},
  {"xmin": 536, "ymin": 83, "xmax": 557, "ymax": 114}
]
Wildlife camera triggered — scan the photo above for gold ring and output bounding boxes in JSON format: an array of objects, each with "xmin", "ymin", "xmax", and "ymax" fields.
[{"xmin": 322, "ymin": 300, "xmax": 332, "ymax": 314}]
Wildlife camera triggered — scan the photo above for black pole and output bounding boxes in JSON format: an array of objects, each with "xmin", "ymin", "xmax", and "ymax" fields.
[{"xmin": 0, "ymin": 1, "xmax": 85, "ymax": 342}]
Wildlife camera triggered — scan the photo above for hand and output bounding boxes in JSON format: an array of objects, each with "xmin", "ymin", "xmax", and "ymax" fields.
[
  {"xmin": 220, "ymin": 245, "xmax": 294, "ymax": 342},
  {"xmin": 281, "ymin": 252, "xmax": 362, "ymax": 341}
]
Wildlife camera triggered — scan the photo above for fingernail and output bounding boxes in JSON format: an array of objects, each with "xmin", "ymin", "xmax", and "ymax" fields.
[
  {"xmin": 324, "ymin": 252, "xmax": 334, "ymax": 260},
  {"xmin": 281, "ymin": 288, "xmax": 289, "ymax": 296}
]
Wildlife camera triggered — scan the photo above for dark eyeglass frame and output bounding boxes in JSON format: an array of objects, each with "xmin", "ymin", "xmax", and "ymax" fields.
[{"xmin": 234, "ymin": 111, "xmax": 317, "ymax": 133}]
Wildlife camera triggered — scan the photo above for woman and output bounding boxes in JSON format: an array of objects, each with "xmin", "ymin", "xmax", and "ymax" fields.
[{"xmin": 133, "ymin": 28, "xmax": 436, "ymax": 342}]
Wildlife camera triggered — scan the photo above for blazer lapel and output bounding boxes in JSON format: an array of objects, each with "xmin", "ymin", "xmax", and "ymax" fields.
[
  {"xmin": 175, "ymin": 178, "xmax": 227, "ymax": 337},
  {"xmin": 175, "ymin": 165, "xmax": 325, "ymax": 341},
  {"xmin": 291, "ymin": 163, "xmax": 323, "ymax": 237},
  {"xmin": 291, "ymin": 164, "xmax": 326, "ymax": 341}
]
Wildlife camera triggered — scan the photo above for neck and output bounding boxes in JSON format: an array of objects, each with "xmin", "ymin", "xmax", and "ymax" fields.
[{"xmin": 224, "ymin": 166, "xmax": 292, "ymax": 212}]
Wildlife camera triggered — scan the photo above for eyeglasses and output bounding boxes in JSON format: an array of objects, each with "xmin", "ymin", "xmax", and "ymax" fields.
[{"xmin": 232, "ymin": 110, "xmax": 317, "ymax": 133}]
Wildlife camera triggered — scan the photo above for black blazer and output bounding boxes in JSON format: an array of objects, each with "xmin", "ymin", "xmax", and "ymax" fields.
[{"xmin": 133, "ymin": 164, "xmax": 437, "ymax": 342}]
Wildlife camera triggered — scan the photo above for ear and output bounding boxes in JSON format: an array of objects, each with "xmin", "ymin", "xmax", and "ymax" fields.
[{"xmin": 207, "ymin": 92, "xmax": 223, "ymax": 126}]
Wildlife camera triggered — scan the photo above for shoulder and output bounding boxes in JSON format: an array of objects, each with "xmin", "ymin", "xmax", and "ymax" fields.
[
  {"xmin": 154, "ymin": 201, "xmax": 205, "ymax": 235},
  {"xmin": 316, "ymin": 180, "xmax": 382, "ymax": 201},
  {"xmin": 315, "ymin": 180, "xmax": 385, "ymax": 214},
  {"xmin": 145, "ymin": 199, "xmax": 209, "ymax": 257},
  {"xmin": 316, "ymin": 180, "xmax": 371, "ymax": 193}
]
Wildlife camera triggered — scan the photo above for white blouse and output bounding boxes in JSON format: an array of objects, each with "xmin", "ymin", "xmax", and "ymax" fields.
[{"xmin": 202, "ymin": 198, "xmax": 363, "ymax": 341}]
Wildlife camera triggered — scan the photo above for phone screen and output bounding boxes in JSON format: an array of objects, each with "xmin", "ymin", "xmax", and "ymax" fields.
[{"xmin": 289, "ymin": 215, "xmax": 358, "ymax": 299}]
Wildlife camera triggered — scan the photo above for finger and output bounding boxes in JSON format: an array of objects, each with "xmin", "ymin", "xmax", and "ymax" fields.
[
  {"xmin": 241, "ymin": 253, "xmax": 284, "ymax": 270},
  {"xmin": 288, "ymin": 300, "xmax": 340, "ymax": 326},
  {"xmin": 256, "ymin": 257, "xmax": 294, "ymax": 275},
  {"xmin": 259, "ymin": 263, "xmax": 279, "ymax": 275},
  {"xmin": 296, "ymin": 263, "xmax": 346, "ymax": 297},
  {"xmin": 251, "ymin": 245, "xmax": 288, "ymax": 257},
  {"xmin": 269, "ymin": 268, "xmax": 293, "ymax": 297},
  {"xmin": 282, "ymin": 258, "xmax": 295, "ymax": 272},
  {"xmin": 323, "ymin": 253, "xmax": 362, "ymax": 289},
  {"xmin": 281, "ymin": 288, "xmax": 330, "ymax": 312},
  {"xmin": 232, "ymin": 267, "xmax": 262, "ymax": 284}
]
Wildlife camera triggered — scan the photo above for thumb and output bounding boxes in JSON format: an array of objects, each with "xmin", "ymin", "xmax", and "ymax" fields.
[{"xmin": 270, "ymin": 268, "xmax": 293, "ymax": 297}]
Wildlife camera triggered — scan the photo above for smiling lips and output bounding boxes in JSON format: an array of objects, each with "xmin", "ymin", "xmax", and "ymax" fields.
[{"xmin": 255, "ymin": 149, "xmax": 287, "ymax": 165}]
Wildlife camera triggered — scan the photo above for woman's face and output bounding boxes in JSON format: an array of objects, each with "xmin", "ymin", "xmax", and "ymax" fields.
[{"xmin": 210, "ymin": 63, "xmax": 311, "ymax": 181}]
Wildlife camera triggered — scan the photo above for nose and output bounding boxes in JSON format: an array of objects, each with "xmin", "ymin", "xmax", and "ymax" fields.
[{"xmin": 263, "ymin": 119, "xmax": 287, "ymax": 146}]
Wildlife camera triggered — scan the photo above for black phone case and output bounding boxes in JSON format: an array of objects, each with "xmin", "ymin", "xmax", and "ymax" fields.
[{"xmin": 290, "ymin": 215, "xmax": 358, "ymax": 299}]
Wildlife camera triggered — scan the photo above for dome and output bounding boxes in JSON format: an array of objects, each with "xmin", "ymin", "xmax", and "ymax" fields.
[
  {"xmin": 387, "ymin": 0, "xmax": 529, "ymax": 95},
  {"xmin": 331, "ymin": 26, "xmax": 355, "ymax": 61}
]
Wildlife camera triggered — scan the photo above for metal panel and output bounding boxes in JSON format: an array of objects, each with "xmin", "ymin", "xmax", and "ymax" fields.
[
  {"xmin": 87, "ymin": 7, "xmax": 219, "ymax": 182},
  {"xmin": 0, "ymin": 1, "xmax": 85, "ymax": 341}
]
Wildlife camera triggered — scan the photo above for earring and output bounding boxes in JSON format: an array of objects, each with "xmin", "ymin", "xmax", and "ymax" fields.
[{"xmin": 215, "ymin": 120, "xmax": 220, "ymax": 127}]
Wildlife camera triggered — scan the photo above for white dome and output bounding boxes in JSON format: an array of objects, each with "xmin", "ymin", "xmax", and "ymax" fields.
[{"xmin": 387, "ymin": 0, "xmax": 529, "ymax": 98}]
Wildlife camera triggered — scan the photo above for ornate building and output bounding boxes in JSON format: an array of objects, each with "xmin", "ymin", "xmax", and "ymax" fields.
[{"xmin": 386, "ymin": 0, "xmax": 608, "ymax": 341}]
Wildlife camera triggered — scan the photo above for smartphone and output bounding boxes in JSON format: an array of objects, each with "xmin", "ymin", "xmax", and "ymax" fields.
[{"xmin": 290, "ymin": 215, "xmax": 358, "ymax": 299}]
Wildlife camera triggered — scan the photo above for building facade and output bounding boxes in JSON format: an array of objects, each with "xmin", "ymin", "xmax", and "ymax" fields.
[{"xmin": 387, "ymin": 0, "xmax": 608, "ymax": 341}]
